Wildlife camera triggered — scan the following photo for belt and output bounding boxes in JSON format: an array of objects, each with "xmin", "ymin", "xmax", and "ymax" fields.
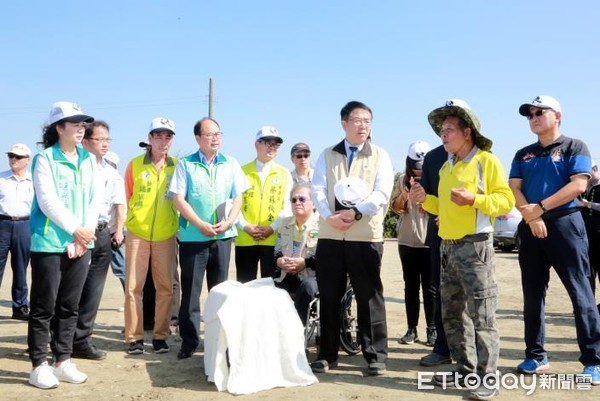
[
  {"xmin": 442, "ymin": 232, "xmax": 491, "ymax": 245},
  {"xmin": 542, "ymin": 207, "xmax": 580, "ymax": 221},
  {"xmin": 97, "ymin": 221, "xmax": 109, "ymax": 231},
  {"xmin": 0, "ymin": 214, "xmax": 29, "ymax": 221}
]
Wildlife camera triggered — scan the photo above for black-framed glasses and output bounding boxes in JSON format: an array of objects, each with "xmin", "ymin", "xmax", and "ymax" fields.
[
  {"xmin": 347, "ymin": 118, "xmax": 372, "ymax": 126},
  {"xmin": 203, "ymin": 131, "xmax": 223, "ymax": 139},
  {"xmin": 527, "ymin": 109, "xmax": 550, "ymax": 120},
  {"xmin": 294, "ymin": 153, "xmax": 309, "ymax": 159},
  {"xmin": 7, "ymin": 153, "xmax": 28, "ymax": 160},
  {"xmin": 291, "ymin": 196, "xmax": 307, "ymax": 204},
  {"xmin": 88, "ymin": 137, "xmax": 112, "ymax": 143},
  {"xmin": 261, "ymin": 141, "xmax": 281, "ymax": 149}
]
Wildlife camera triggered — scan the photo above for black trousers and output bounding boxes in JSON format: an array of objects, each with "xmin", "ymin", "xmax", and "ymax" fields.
[
  {"xmin": 73, "ymin": 225, "xmax": 112, "ymax": 350},
  {"xmin": 398, "ymin": 244, "xmax": 435, "ymax": 329},
  {"xmin": 235, "ymin": 245, "xmax": 276, "ymax": 283},
  {"xmin": 275, "ymin": 274, "xmax": 318, "ymax": 325},
  {"xmin": 315, "ymin": 239, "xmax": 387, "ymax": 364},
  {"xmin": 178, "ymin": 239, "xmax": 231, "ymax": 352},
  {"xmin": 0, "ymin": 219, "xmax": 30, "ymax": 309},
  {"xmin": 28, "ymin": 251, "xmax": 91, "ymax": 367}
]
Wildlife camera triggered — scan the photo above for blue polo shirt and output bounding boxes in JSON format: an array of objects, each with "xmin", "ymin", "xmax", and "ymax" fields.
[{"xmin": 509, "ymin": 135, "xmax": 591, "ymax": 210}]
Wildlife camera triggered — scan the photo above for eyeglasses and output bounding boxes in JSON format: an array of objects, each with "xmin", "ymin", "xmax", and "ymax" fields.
[
  {"xmin": 7, "ymin": 153, "xmax": 28, "ymax": 160},
  {"xmin": 261, "ymin": 141, "xmax": 281, "ymax": 149},
  {"xmin": 88, "ymin": 137, "xmax": 112, "ymax": 143},
  {"xmin": 291, "ymin": 196, "xmax": 308, "ymax": 204},
  {"xmin": 294, "ymin": 153, "xmax": 310, "ymax": 159},
  {"xmin": 347, "ymin": 118, "xmax": 372, "ymax": 126},
  {"xmin": 527, "ymin": 109, "xmax": 551, "ymax": 120},
  {"xmin": 203, "ymin": 131, "xmax": 223, "ymax": 139}
]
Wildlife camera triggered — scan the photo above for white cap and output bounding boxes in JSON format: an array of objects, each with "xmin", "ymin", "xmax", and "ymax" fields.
[
  {"xmin": 47, "ymin": 101, "xmax": 94, "ymax": 125},
  {"xmin": 407, "ymin": 140, "xmax": 431, "ymax": 162},
  {"xmin": 104, "ymin": 151, "xmax": 120, "ymax": 166},
  {"xmin": 7, "ymin": 143, "xmax": 31, "ymax": 157},
  {"xmin": 519, "ymin": 95, "xmax": 562, "ymax": 116},
  {"xmin": 407, "ymin": 140, "xmax": 431, "ymax": 170},
  {"xmin": 255, "ymin": 126, "xmax": 283, "ymax": 143},
  {"xmin": 334, "ymin": 177, "xmax": 368, "ymax": 208},
  {"xmin": 149, "ymin": 117, "xmax": 176, "ymax": 135}
]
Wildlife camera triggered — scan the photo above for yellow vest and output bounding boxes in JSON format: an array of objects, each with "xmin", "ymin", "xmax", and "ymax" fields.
[
  {"xmin": 235, "ymin": 161, "xmax": 289, "ymax": 246},
  {"xmin": 126, "ymin": 153, "xmax": 179, "ymax": 241}
]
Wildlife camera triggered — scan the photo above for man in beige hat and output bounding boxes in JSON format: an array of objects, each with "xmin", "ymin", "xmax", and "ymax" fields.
[
  {"xmin": 410, "ymin": 99, "xmax": 514, "ymax": 400},
  {"xmin": 0, "ymin": 143, "xmax": 33, "ymax": 321}
]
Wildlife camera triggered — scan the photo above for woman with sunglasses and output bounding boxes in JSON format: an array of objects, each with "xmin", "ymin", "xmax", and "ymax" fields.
[
  {"xmin": 27, "ymin": 102, "xmax": 100, "ymax": 389},
  {"xmin": 273, "ymin": 182, "xmax": 319, "ymax": 324}
]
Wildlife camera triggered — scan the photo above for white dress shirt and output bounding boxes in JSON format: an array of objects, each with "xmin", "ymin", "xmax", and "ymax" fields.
[{"xmin": 312, "ymin": 139, "xmax": 394, "ymax": 219}]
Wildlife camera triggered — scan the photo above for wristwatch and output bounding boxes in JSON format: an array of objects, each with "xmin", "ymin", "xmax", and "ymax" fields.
[
  {"xmin": 352, "ymin": 207, "xmax": 363, "ymax": 221},
  {"xmin": 538, "ymin": 201, "xmax": 548, "ymax": 214}
]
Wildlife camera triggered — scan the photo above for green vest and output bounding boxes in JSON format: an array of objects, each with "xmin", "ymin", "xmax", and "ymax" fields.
[
  {"xmin": 30, "ymin": 144, "xmax": 97, "ymax": 252},
  {"xmin": 125, "ymin": 152, "xmax": 178, "ymax": 241},
  {"xmin": 178, "ymin": 152, "xmax": 238, "ymax": 242},
  {"xmin": 235, "ymin": 161, "xmax": 289, "ymax": 246}
]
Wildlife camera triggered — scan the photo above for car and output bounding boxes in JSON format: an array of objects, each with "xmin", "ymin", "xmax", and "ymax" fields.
[{"xmin": 493, "ymin": 207, "xmax": 522, "ymax": 252}]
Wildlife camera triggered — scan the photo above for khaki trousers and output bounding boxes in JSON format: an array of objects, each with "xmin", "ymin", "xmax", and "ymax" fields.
[{"xmin": 124, "ymin": 232, "xmax": 177, "ymax": 343}]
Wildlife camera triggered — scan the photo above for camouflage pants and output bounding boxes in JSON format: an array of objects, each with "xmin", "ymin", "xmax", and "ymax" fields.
[{"xmin": 440, "ymin": 234, "xmax": 499, "ymax": 375}]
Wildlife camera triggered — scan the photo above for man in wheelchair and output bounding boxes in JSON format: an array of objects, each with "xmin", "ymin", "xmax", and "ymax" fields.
[{"xmin": 273, "ymin": 182, "xmax": 319, "ymax": 325}]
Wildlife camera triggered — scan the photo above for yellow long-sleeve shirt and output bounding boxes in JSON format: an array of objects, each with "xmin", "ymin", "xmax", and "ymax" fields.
[{"xmin": 421, "ymin": 148, "xmax": 515, "ymax": 240}]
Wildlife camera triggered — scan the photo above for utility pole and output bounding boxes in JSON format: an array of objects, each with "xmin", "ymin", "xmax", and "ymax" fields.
[{"xmin": 208, "ymin": 77, "xmax": 214, "ymax": 118}]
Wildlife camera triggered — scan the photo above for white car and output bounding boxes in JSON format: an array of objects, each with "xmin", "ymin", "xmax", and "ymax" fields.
[{"xmin": 493, "ymin": 207, "xmax": 522, "ymax": 252}]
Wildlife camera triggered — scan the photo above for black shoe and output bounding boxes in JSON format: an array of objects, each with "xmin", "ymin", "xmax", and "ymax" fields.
[
  {"xmin": 426, "ymin": 328, "xmax": 437, "ymax": 347},
  {"xmin": 433, "ymin": 369, "xmax": 477, "ymax": 388},
  {"xmin": 177, "ymin": 347, "xmax": 196, "ymax": 360},
  {"xmin": 469, "ymin": 384, "xmax": 499, "ymax": 400},
  {"xmin": 12, "ymin": 306, "xmax": 29, "ymax": 321},
  {"xmin": 310, "ymin": 359, "xmax": 338, "ymax": 373},
  {"xmin": 72, "ymin": 345, "xmax": 107, "ymax": 360},
  {"xmin": 152, "ymin": 339, "xmax": 169, "ymax": 353},
  {"xmin": 127, "ymin": 340, "xmax": 144, "ymax": 355},
  {"xmin": 365, "ymin": 362, "xmax": 386, "ymax": 376},
  {"xmin": 420, "ymin": 352, "xmax": 452, "ymax": 367},
  {"xmin": 399, "ymin": 327, "xmax": 418, "ymax": 344}
]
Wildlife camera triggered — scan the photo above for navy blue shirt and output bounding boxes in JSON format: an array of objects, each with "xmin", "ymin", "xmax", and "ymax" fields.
[
  {"xmin": 420, "ymin": 144, "xmax": 448, "ymax": 246},
  {"xmin": 509, "ymin": 135, "xmax": 591, "ymax": 210}
]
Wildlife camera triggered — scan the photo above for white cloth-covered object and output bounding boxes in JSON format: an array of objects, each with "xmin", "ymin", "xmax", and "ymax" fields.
[{"xmin": 204, "ymin": 278, "xmax": 318, "ymax": 394}]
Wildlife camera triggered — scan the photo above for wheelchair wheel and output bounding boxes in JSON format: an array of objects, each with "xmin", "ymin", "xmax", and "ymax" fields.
[
  {"xmin": 304, "ymin": 296, "xmax": 319, "ymax": 349},
  {"xmin": 339, "ymin": 286, "xmax": 360, "ymax": 355}
]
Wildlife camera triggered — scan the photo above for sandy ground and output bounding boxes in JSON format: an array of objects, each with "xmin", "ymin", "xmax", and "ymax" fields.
[{"xmin": 1, "ymin": 240, "xmax": 599, "ymax": 401}]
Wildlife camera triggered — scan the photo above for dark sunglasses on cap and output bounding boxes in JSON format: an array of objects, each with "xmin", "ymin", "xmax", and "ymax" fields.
[
  {"xmin": 7, "ymin": 153, "xmax": 28, "ymax": 160},
  {"xmin": 291, "ymin": 196, "xmax": 308, "ymax": 204}
]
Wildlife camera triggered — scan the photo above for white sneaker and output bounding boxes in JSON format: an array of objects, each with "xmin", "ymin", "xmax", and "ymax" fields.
[
  {"xmin": 29, "ymin": 361, "xmax": 59, "ymax": 389},
  {"xmin": 53, "ymin": 359, "xmax": 88, "ymax": 384}
]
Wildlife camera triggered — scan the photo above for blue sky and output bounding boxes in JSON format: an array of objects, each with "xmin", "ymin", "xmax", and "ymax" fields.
[{"xmin": 1, "ymin": 1, "xmax": 599, "ymax": 175}]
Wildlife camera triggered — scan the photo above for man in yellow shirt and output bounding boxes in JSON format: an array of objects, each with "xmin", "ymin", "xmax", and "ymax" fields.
[
  {"xmin": 235, "ymin": 127, "xmax": 292, "ymax": 282},
  {"xmin": 123, "ymin": 118, "xmax": 179, "ymax": 355},
  {"xmin": 411, "ymin": 99, "xmax": 514, "ymax": 400}
]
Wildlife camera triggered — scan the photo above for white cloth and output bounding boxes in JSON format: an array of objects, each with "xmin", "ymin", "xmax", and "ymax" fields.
[{"xmin": 204, "ymin": 278, "xmax": 318, "ymax": 395}]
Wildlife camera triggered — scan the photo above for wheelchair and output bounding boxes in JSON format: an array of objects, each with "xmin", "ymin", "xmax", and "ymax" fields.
[{"xmin": 304, "ymin": 285, "xmax": 360, "ymax": 355}]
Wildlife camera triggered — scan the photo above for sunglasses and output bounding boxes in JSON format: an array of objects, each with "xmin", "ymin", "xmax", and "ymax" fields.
[
  {"xmin": 527, "ymin": 109, "xmax": 550, "ymax": 120},
  {"xmin": 7, "ymin": 153, "xmax": 28, "ymax": 160},
  {"xmin": 294, "ymin": 153, "xmax": 310, "ymax": 159},
  {"xmin": 291, "ymin": 196, "xmax": 308, "ymax": 204}
]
